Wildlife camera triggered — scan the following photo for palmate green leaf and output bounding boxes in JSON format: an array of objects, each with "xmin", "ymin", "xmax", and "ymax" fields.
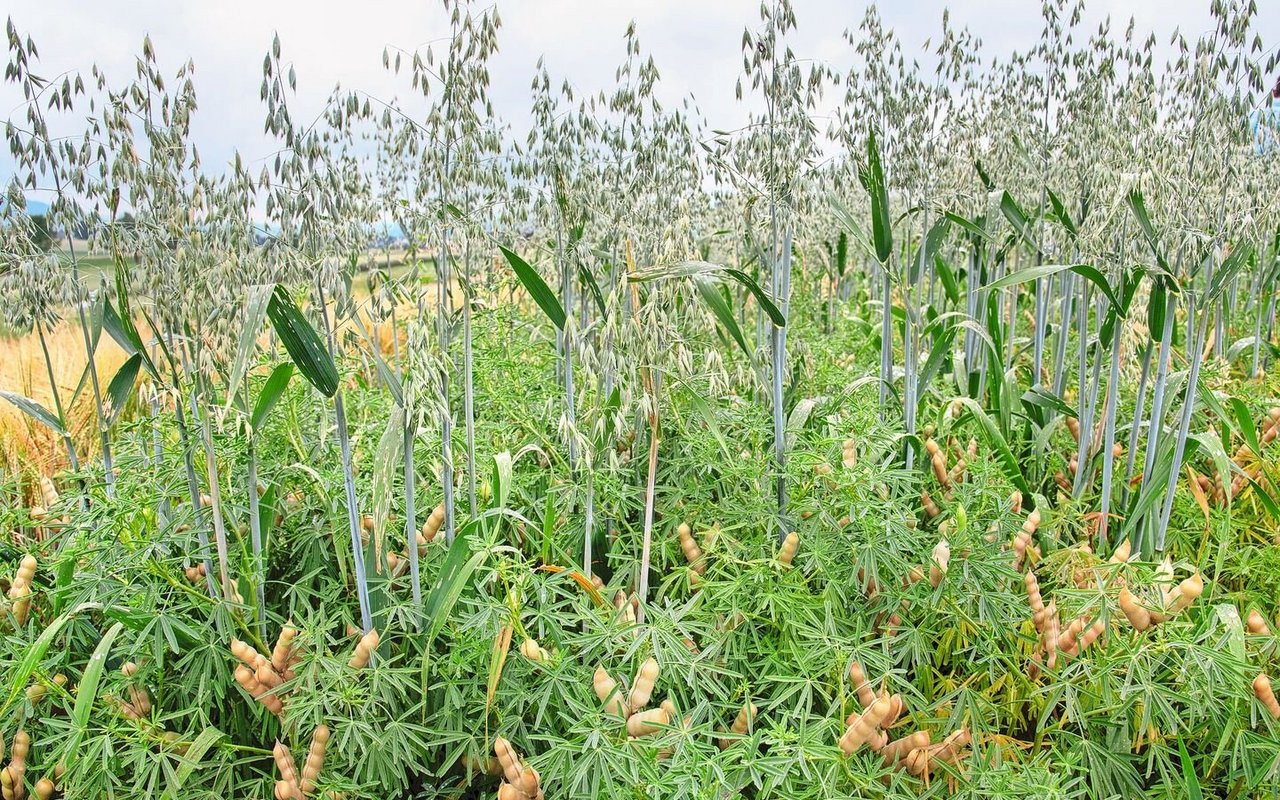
[
  {"xmin": 104, "ymin": 352, "xmax": 142, "ymax": 428},
  {"xmin": 947, "ymin": 396, "xmax": 1031, "ymax": 496},
  {"xmin": 250, "ymin": 363, "xmax": 294, "ymax": 432},
  {"xmin": 0, "ymin": 390, "xmax": 66, "ymax": 435},
  {"xmin": 695, "ymin": 277, "xmax": 749, "ymax": 356},
  {"xmin": 860, "ymin": 129, "xmax": 892, "ymax": 264},
  {"xmin": 499, "ymin": 245, "xmax": 566, "ymax": 330},
  {"xmin": 266, "ymin": 284, "xmax": 339, "ymax": 397}
]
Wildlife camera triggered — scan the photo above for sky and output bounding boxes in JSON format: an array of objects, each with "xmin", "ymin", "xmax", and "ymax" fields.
[{"xmin": 2, "ymin": 0, "xmax": 1278, "ymax": 188}]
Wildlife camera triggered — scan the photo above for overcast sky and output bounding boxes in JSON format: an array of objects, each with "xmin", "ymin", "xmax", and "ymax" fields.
[{"xmin": 3, "ymin": 0, "xmax": 1277, "ymax": 185}]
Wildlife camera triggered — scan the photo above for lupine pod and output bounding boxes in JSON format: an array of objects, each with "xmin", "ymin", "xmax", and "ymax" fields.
[
  {"xmin": 1167, "ymin": 574, "xmax": 1204, "ymax": 614},
  {"xmin": 493, "ymin": 737, "xmax": 523, "ymax": 785},
  {"xmin": 626, "ymin": 706, "xmax": 669, "ymax": 737},
  {"xmin": 881, "ymin": 730, "xmax": 930, "ymax": 768},
  {"xmin": 848, "ymin": 661, "xmax": 875, "ymax": 708},
  {"xmin": 627, "ymin": 658, "xmax": 659, "ymax": 711},
  {"xmin": 593, "ymin": 667, "xmax": 626, "ymax": 716},
  {"xmin": 1246, "ymin": 609, "xmax": 1272, "ymax": 636},
  {"xmin": 271, "ymin": 625, "xmax": 297, "ymax": 672},
  {"xmin": 929, "ymin": 539, "xmax": 950, "ymax": 588},
  {"xmin": 1118, "ymin": 588, "xmax": 1151, "ymax": 631},
  {"xmin": 1253, "ymin": 673, "xmax": 1280, "ymax": 718},
  {"xmin": 777, "ymin": 532, "xmax": 799, "ymax": 567},
  {"xmin": 347, "ymin": 629, "xmax": 380, "ymax": 669},
  {"xmin": 300, "ymin": 724, "xmax": 330, "ymax": 796},
  {"xmin": 838, "ymin": 695, "xmax": 890, "ymax": 755}
]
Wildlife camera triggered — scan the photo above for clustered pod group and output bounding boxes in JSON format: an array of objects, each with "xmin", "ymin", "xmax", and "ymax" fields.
[
  {"xmin": 839, "ymin": 661, "xmax": 971, "ymax": 788},
  {"xmin": 230, "ymin": 623, "xmax": 300, "ymax": 717},
  {"xmin": 273, "ymin": 724, "xmax": 330, "ymax": 800},
  {"xmin": 6, "ymin": 555, "xmax": 38, "ymax": 627}
]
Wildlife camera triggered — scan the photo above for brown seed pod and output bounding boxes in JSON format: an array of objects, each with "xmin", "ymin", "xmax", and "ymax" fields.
[
  {"xmin": 493, "ymin": 736, "xmax": 523, "ymax": 785},
  {"xmin": 1118, "ymin": 588, "xmax": 1152, "ymax": 632},
  {"xmin": 881, "ymin": 730, "xmax": 930, "ymax": 768},
  {"xmin": 929, "ymin": 539, "xmax": 950, "ymax": 588},
  {"xmin": 842, "ymin": 439, "xmax": 857, "ymax": 469},
  {"xmin": 676, "ymin": 523, "xmax": 704, "ymax": 573},
  {"xmin": 1253, "ymin": 673, "xmax": 1280, "ymax": 718},
  {"xmin": 272, "ymin": 624, "xmax": 298, "ymax": 675},
  {"xmin": 33, "ymin": 777, "xmax": 53, "ymax": 800},
  {"xmin": 839, "ymin": 695, "xmax": 890, "ymax": 755},
  {"xmin": 299, "ymin": 724, "xmax": 330, "ymax": 796},
  {"xmin": 628, "ymin": 658, "xmax": 659, "ymax": 711},
  {"xmin": 848, "ymin": 661, "xmax": 876, "ymax": 709},
  {"xmin": 519, "ymin": 639, "xmax": 550, "ymax": 663},
  {"xmin": 921, "ymin": 489, "xmax": 940, "ymax": 519},
  {"xmin": 1246, "ymin": 609, "xmax": 1272, "ymax": 636},
  {"xmin": 421, "ymin": 504, "xmax": 446, "ymax": 545},
  {"xmin": 593, "ymin": 667, "xmax": 626, "ymax": 717},
  {"xmin": 777, "ymin": 532, "xmax": 800, "ymax": 567},
  {"xmin": 347, "ymin": 629, "xmax": 380, "ymax": 669},
  {"xmin": 272, "ymin": 742, "xmax": 301, "ymax": 799},
  {"xmin": 626, "ymin": 706, "xmax": 670, "ymax": 737},
  {"xmin": 1167, "ymin": 574, "xmax": 1204, "ymax": 614}
]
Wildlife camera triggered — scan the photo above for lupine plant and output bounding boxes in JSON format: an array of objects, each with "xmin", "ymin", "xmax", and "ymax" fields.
[{"xmin": 2, "ymin": 1, "xmax": 1280, "ymax": 798}]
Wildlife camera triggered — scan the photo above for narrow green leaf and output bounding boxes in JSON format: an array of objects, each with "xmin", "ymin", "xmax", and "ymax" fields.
[
  {"xmin": 266, "ymin": 285, "xmax": 339, "ymax": 397},
  {"xmin": 251, "ymin": 363, "xmax": 295, "ymax": 432},
  {"xmin": 499, "ymin": 245, "xmax": 566, "ymax": 330},
  {"xmin": 722, "ymin": 267, "xmax": 786, "ymax": 327},
  {"xmin": 224, "ymin": 284, "xmax": 274, "ymax": 407},
  {"xmin": 948, "ymin": 397, "xmax": 1031, "ymax": 495},
  {"xmin": 104, "ymin": 352, "xmax": 143, "ymax": 427},
  {"xmin": 161, "ymin": 726, "xmax": 225, "ymax": 800},
  {"xmin": 695, "ymin": 277, "xmax": 749, "ymax": 356},
  {"xmin": 0, "ymin": 391, "xmax": 66, "ymax": 435},
  {"xmin": 861, "ymin": 130, "xmax": 893, "ymax": 264},
  {"xmin": 72, "ymin": 621, "xmax": 124, "ymax": 734}
]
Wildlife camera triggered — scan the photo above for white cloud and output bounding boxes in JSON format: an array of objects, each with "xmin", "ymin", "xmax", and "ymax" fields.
[{"xmin": 2, "ymin": 0, "xmax": 1276, "ymax": 182}]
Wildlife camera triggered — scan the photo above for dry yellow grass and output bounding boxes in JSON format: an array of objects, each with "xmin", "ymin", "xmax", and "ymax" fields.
[{"xmin": 0, "ymin": 321, "xmax": 129, "ymax": 482}]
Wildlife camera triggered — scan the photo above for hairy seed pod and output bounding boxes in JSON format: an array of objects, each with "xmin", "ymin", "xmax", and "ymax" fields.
[
  {"xmin": 299, "ymin": 724, "xmax": 330, "ymax": 796},
  {"xmin": 1044, "ymin": 602, "xmax": 1060, "ymax": 670},
  {"xmin": 628, "ymin": 658, "xmax": 659, "ymax": 711},
  {"xmin": 496, "ymin": 783, "xmax": 523, "ymax": 800},
  {"xmin": 272, "ymin": 624, "xmax": 298, "ymax": 673},
  {"xmin": 676, "ymin": 523, "xmax": 703, "ymax": 572},
  {"xmin": 921, "ymin": 489, "xmax": 940, "ymax": 518},
  {"xmin": 1118, "ymin": 588, "xmax": 1151, "ymax": 631},
  {"xmin": 929, "ymin": 539, "xmax": 950, "ymax": 587},
  {"xmin": 519, "ymin": 639, "xmax": 549, "ymax": 663},
  {"xmin": 1254, "ymin": 673, "xmax": 1280, "ymax": 718},
  {"xmin": 348, "ymin": 629, "xmax": 380, "ymax": 669},
  {"xmin": 880, "ymin": 694, "xmax": 906, "ymax": 729},
  {"xmin": 1078, "ymin": 619, "xmax": 1106, "ymax": 652},
  {"xmin": 839, "ymin": 695, "xmax": 890, "ymax": 755},
  {"xmin": 626, "ymin": 706, "xmax": 669, "ymax": 737},
  {"xmin": 881, "ymin": 730, "xmax": 930, "ymax": 768},
  {"xmin": 1110, "ymin": 541, "xmax": 1131, "ymax": 564},
  {"xmin": 777, "ymin": 532, "xmax": 799, "ymax": 567},
  {"xmin": 842, "ymin": 439, "xmax": 856, "ymax": 469},
  {"xmin": 1246, "ymin": 609, "xmax": 1272, "ymax": 636},
  {"xmin": 421, "ymin": 504, "xmax": 446, "ymax": 544},
  {"xmin": 493, "ymin": 736, "xmax": 523, "ymax": 785},
  {"xmin": 1167, "ymin": 574, "xmax": 1204, "ymax": 614},
  {"xmin": 33, "ymin": 777, "xmax": 53, "ymax": 800},
  {"xmin": 730, "ymin": 702, "xmax": 756, "ymax": 735},
  {"xmin": 593, "ymin": 667, "xmax": 625, "ymax": 716},
  {"xmin": 1025, "ymin": 571, "xmax": 1046, "ymax": 631},
  {"xmin": 848, "ymin": 661, "xmax": 875, "ymax": 709}
]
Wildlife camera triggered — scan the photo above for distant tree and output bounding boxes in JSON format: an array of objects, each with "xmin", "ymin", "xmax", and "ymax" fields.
[{"xmin": 30, "ymin": 214, "xmax": 55, "ymax": 252}]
